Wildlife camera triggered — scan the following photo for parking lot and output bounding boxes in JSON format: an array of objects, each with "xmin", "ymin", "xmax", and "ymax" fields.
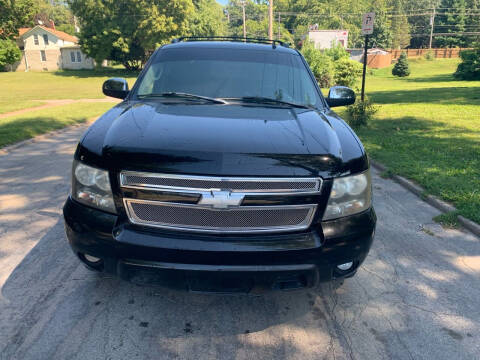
[{"xmin": 0, "ymin": 124, "xmax": 479, "ymax": 360}]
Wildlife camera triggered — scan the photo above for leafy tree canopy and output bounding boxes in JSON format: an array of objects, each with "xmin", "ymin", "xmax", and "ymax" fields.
[
  {"xmin": 0, "ymin": 38, "xmax": 22, "ymax": 70},
  {"xmin": 0, "ymin": 0, "xmax": 38, "ymax": 39},
  {"xmin": 33, "ymin": 0, "xmax": 76, "ymax": 35},
  {"xmin": 190, "ymin": 0, "xmax": 227, "ymax": 37},
  {"xmin": 69, "ymin": 0, "xmax": 195, "ymax": 70}
]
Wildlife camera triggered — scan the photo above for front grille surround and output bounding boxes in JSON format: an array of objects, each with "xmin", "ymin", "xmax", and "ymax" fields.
[
  {"xmin": 120, "ymin": 171, "xmax": 322, "ymax": 234},
  {"xmin": 123, "ymin": 199, "xmax": 317, "ymax": 234},
  {"xmin": 120, "ymin": 171, "xmax": 321, "ymax": 194}
]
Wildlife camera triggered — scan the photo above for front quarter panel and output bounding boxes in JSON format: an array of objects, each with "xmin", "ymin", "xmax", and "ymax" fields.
[
  {"xmin": 322, "ymin": 109, "xmax": 369, "ymax": 175},
  {"xmin": 76, "ymin": 102, "xmax": 131, "ymax": 166}
]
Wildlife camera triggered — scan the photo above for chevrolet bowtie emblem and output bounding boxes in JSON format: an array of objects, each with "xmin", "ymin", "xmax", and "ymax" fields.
[{"xmin": 198, "ymin": 190, "xmax": 244, "ymax": 209}]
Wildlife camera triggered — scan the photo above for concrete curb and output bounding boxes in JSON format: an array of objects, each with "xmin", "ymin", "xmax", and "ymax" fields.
[
  {"xmin": 0, "ymin": 117, "xmax": 96, "ymax": 156},
  {"xmin": 458, "ymin": 216, "xmax": 480, "ymax": 236},
  {"xmin": 371, "ymin": 160, "xmax": 479, "ymax": 238}
]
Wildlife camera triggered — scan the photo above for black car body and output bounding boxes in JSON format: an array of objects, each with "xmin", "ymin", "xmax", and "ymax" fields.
[{"xmin": 63, "ymin": 39, "xmax": 376, "ymax": 293}]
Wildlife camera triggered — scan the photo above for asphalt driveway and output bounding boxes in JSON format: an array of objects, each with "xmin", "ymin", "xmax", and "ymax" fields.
[{"xmin": 0, "ymin": 123, "xmax": 479, "ymax": 360}]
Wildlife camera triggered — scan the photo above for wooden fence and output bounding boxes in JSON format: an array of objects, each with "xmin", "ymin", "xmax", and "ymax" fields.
[{"xmin": 389, "ymin": 48, "xmax": 472, "ymax": 60}]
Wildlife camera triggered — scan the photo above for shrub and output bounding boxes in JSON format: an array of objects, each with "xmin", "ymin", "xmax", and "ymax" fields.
[
  {"xmin": 301, "ymin": 41, "xmax": 334, "ymax": 87},
  {"xmin": 454, "ymin": 46, "xmax": 480, "ymax": 80},
  {"xmin": 324, "ymin": 43, "xmax": 350, "ymax": 62},
  {"xmin": 424, "ymin": 50, "xmax": 434, "ymax": 61},
  {"xmin": 0, "ymin": 39, "xmax": 21, "ymax": 71},
  {"xmin": 392, "ymin": 52, "xmax": 410, "ymax": 77},
  {"xmin": 333, "ymin": 58, "xmax": 363, "ymax": 87},
  {"xmin": 346, "ymin": 97, "xmax": 379, "ymax": 127}
]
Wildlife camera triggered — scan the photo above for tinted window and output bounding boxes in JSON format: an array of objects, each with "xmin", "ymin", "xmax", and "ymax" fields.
[
  {"xmin": 34, "ymin": 34, "xmax": 39, "ymax": 45},
  {"xmin": 76, "ymin": 51, "xmax": 81, "ymax": 62},
  {"xmin": 70, "ymin": 51, "xmax": 75, "ymax": 62},
  {"xmin": 43, "ymin": 34, "xmax": 49, "ymax": 45},
  {"xmin": 137, "ymin": 47, "xmax": 321, "ymax": 107},
  {"xmin": 40, "ymin": 50, "xmax": 46, "ymax": 62}
]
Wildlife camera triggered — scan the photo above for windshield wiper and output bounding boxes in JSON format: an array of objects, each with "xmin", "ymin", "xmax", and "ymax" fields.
[
  {"xmin": 138, "ymin": 92, "xmax": 227, "ymax": 104},
  {"xmin": 225, "ymin": 96, "xmax": 314, "ymax": 109}
]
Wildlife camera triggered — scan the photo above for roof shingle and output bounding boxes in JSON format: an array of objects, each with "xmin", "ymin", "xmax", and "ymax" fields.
[{"xmin": 18, "ymin": 26, "xmax": 78, "ymax": 43}]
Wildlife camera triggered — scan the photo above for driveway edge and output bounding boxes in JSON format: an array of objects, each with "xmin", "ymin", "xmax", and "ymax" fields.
[
  {"xmin": 0, "ymin": 117, "xmax": 96, "ymax": 156},
  {"xmin": 371, "ymin": 160, "xmax": 480, "ymax": 238}
]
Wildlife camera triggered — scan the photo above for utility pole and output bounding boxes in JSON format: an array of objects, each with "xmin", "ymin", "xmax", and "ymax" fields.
[
  {"xmin": 269, "ymin": 0, "xmax": 273, "ymax": 40},
  {"xmin": 429, "ymin": 7, "xmax": 436, "ymax": 49},
  {"xmin": 278, "ymin": 13, "xmax": 281, "ymax": 40},
  {"xmin": 241, "ymin": 0, "xmax": 246, "ymax": 39}
]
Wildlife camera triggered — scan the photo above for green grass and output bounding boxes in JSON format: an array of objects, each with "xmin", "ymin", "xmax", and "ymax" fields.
[
  {"xmin": 433, "ymin": 211, "xmax": 461, "ymax": 229},
  {"xmin": 0, "ymin": 69, "xmax": 138, "ymax": 114},
  {"xmin": 348, "ymin": 58, "xmax": 480, "ymax": 224},
  {"xmin": 0, "ymin": 102, "xmax": 115, "ymax": 147}
]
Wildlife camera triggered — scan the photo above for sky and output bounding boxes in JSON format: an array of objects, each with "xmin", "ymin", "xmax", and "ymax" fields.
[{"xmin": 216, "ymin": 0, "xmax": 228, "ymax": 5}]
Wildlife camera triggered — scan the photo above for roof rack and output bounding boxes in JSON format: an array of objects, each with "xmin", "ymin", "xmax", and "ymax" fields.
[{"xmin": 171, "ymin": 36, "xmax": 290, "ymax": 48}]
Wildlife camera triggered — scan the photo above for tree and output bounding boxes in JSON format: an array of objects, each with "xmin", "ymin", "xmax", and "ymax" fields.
[
  {"xmin": 392, "ymin": 52, "xmax": 410, "ymax": 76},
  {"xmin": 69, "ymin": 0, "xmax": 194, "ymax": 70},
  {"xmin": 391, "ymin": 0, "xmax": 410, "ymax": 49},
  {"xmin": 435, "ymin": 0, "xmax": 467, "ymax": 47},
  {"xmin": 0, "ymin": 39, "xmax": 22, "ymax": 71},
  {"xmin": 33, "ymin": 0, "xmax": 76, "ymax": 35},
  {"xmin": 190, "ymin": 0, "xmax": 227, "ymax": 37},
  {"xmin": 0, "ymin": 0, "xmax": 38, "ymax": 39},
  {"xmin": 454, "ymin": 45, "xmax": 480, "ymax": 80},
  {"xmin": 369, "ymin": 3, "xmax": 393, "ymax": 49}
]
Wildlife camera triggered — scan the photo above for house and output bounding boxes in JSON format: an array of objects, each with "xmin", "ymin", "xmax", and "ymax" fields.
[
  {"xmin": 308, "ymin": 29, "xmax": 348, "ymax": 49},
  {"xmin": 13, "ymin": 25, "xmax": 94, "ymax": 71}
]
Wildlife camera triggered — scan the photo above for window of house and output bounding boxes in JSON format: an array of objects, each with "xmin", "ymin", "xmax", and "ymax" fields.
[
  {"xmin": 34, "ymin": 34, "xmax": 39, "ymax": 45},
  {"xmin": 70, "ymin": 51, "xmax": 76, "ymax": 62},
  {"xmin": 76, "ymin": 52, "xmax": 81, "ymax": 62},
  {"xmin": 40, "ymin": 50, "xmax": 46, "ymax": 62},
  {"xmin": 43, "ymin": 34, "xmax": 49, "ymax": 45}
]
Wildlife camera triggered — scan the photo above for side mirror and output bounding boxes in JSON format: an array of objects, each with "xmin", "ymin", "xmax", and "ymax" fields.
[
  {"xmin": 102, "ymin": 78, "xmax": 129, "ymax": 99},
  {"xmin": 326, "ymin": 86, "xmax": 356, "ymax": 107}
]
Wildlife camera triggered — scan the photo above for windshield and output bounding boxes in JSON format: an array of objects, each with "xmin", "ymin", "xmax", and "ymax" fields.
[{"xmin": 136, "ymin": 46, "xmax": 322, "ymax": 108}]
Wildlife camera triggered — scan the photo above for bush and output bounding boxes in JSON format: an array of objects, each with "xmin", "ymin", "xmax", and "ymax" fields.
[
  {"xmin": 454, "ymin": 46, "xmax": 480, "ymax": 80},
  {"xmin": 301, "ymin": 41, "xmax": 334, "ymax": 87},
  {"xmin": 0, "ymin": 39, "xmax": 21, "ymax": 71},
  {"xmin": 324, "ymin": 43, "xmax": 350, "ymax": 61},
  {"xmin": 392, "ymin": 52, "xmax": 410, "ymax": 77},
  {"xmin": 334, "ymin": 58, "xmax": 363, "ymax": 87},
  {"xmin": 424, "ymin": 50, "xmax": 434, "ymax": 61},
  {"xmin": 346, "ymin": 97, "xmax": 379, "ymax": 127},
  {"xmin": 302, "ymin": 41, "xmax": 362, "ymax": 88}
]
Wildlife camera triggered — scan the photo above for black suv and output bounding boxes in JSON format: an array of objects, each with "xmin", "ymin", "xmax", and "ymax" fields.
[{"xmin": 63, "ymin": 38, "xmax": 376, "ymax": 293}]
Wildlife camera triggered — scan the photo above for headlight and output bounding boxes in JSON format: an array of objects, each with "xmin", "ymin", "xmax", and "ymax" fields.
[
  {"xmin": 72, "ymin": 161, "xmax": 116, "ymax": 213},
  {"xmin": 323, "ymin": 170, "xmax": 372, "ymax": 220}
]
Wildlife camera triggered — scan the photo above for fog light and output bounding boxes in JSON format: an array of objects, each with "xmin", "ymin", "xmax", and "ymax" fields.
[
  {"xmin": 337, "ymin": 262, "xmax": 353, "ymax": 271},
  {"xmin": 84, "ymin": 254, "xmax": 101, "ymax": 263}
]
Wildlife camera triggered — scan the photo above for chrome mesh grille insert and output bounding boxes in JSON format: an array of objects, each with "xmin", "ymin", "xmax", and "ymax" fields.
[
  {"xmin": 120, "ymin": 172, "xmax": 320, "ymax": 193},
  {"xmin": 124, "ymin": 200, "xmax": 317, "ymax": 233}
]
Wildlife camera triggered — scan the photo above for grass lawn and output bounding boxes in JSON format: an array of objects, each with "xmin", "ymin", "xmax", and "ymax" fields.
[
  {"xmin": 348, "ymin": 58, "xmax": 480, "ymax": 224},
  {"xmin": 0, "ymin": 68, "xmax": 138, "ymax": 114},
  {"xmin": 0, "ymin": 102, "xmax": 115, "ymax": 148}
]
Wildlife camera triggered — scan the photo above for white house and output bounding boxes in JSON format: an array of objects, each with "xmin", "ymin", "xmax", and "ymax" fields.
[
  {"xmin": 308, "ymin": 30, "xmax": 349, "ymax": 49},
  {"xmin": 14, "ymin": 25, "xmax": 94, "ymax": 71}
]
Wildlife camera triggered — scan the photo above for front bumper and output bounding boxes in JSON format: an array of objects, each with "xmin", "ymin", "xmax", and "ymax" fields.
[{"xmin": 63, "ymin": 197, "xmax": 376, "ymax": 292}]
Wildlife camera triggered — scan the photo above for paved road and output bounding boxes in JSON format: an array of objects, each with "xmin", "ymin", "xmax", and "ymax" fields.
[{"xmin": 0, "ymin": 124, "xmax": 479, "ymax": 360}]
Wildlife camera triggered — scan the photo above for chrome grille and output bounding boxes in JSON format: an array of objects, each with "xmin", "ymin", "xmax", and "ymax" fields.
[
  {"xmin": 120, "ymin": 171, "xmax": 320, "ymax": 193},
  {"xmin": 120, "ymin": 172, "xmax": 321, "ymax": 233},
  {"xmin": 124, "ymin": 200, "xmax": 317, "ymax": 233}
]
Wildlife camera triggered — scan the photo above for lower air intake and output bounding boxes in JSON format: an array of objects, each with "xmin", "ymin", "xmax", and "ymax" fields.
[{"xmin": 124, "ymin": 199, "xmax": 317, "ymax": 234}]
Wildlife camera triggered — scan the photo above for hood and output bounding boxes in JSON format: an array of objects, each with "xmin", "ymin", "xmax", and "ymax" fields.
[{"xmin": 79, "ymin": 101, "xmax": 367, "ymax": 178}]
